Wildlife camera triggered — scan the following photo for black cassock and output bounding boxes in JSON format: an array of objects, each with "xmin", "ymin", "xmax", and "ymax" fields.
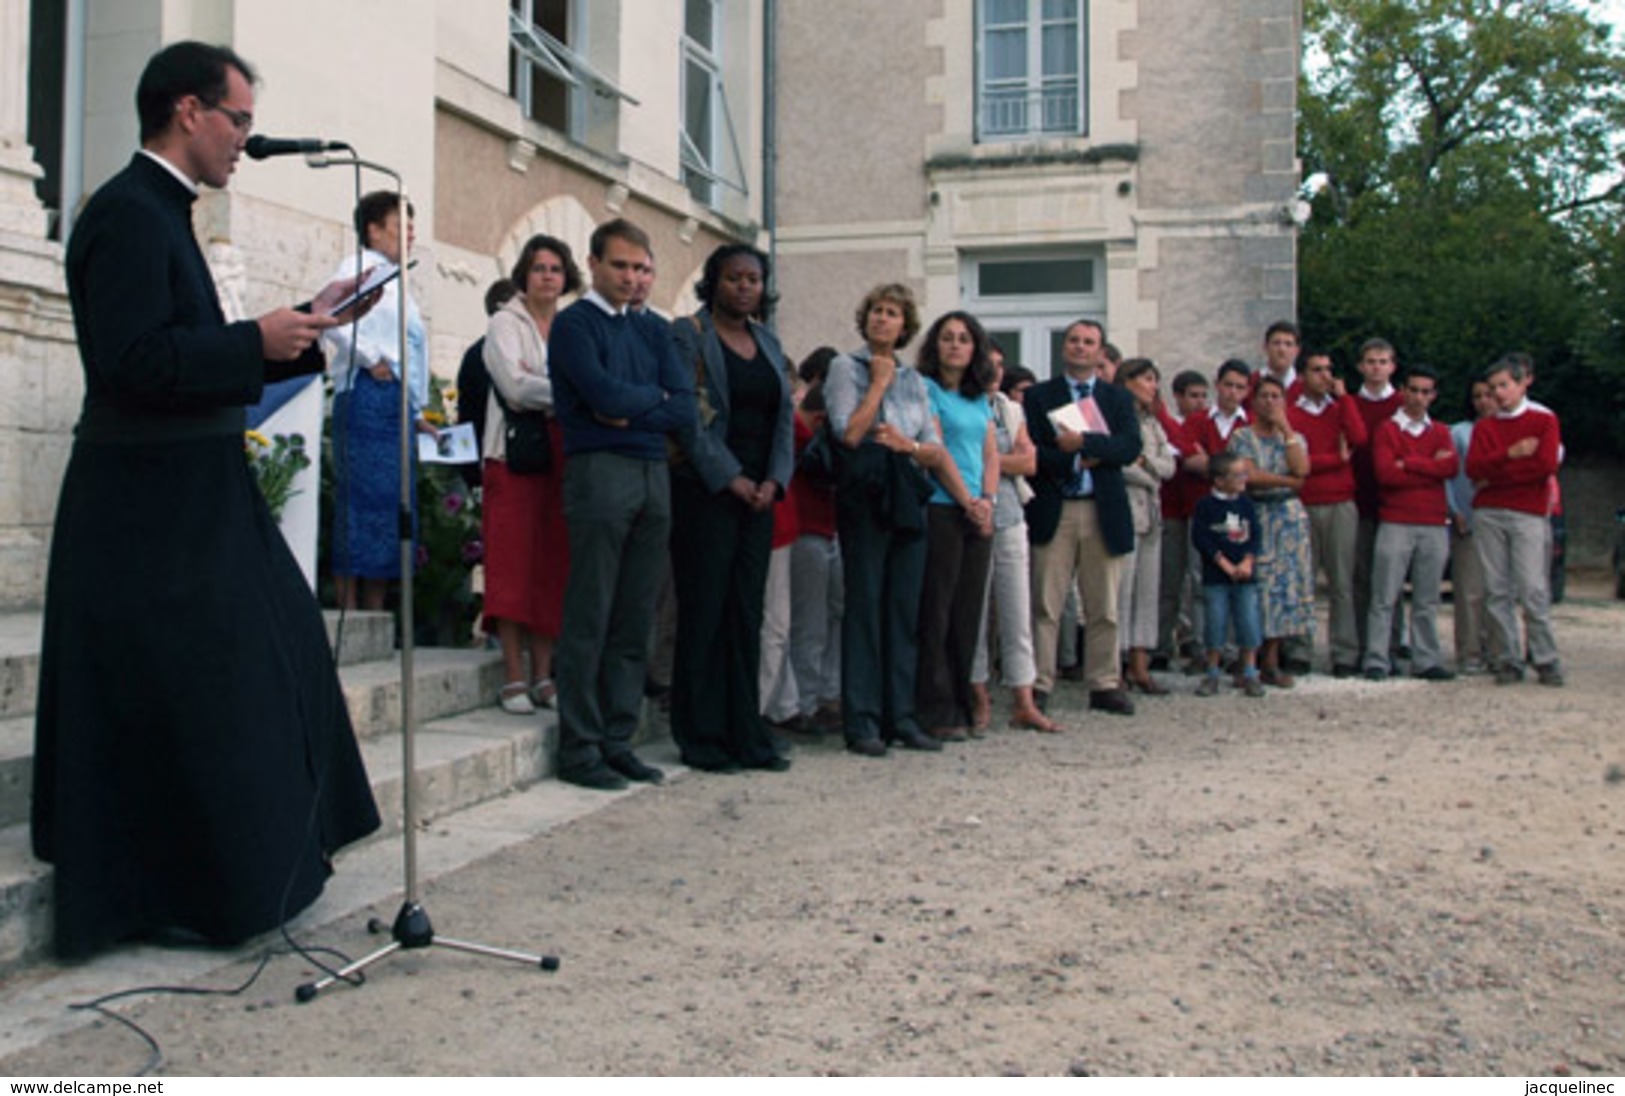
[{"xmin": 31, "ymin": 153, "xmax": 380, "ymax": 959}]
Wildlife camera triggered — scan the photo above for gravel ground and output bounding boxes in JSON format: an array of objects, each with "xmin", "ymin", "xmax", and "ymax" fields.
[{"xmin": 3, "ymin": 577, "xmax": 1622, "ymax": 1077}]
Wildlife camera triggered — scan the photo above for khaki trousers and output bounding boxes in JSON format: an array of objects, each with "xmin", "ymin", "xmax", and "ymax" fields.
[{"xmin": 1031, "ymin": 499, "xmax": 1123, "ymax": 692}]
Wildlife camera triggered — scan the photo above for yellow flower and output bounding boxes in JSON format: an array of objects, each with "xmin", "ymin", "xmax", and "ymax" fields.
[
  {"xmin": 245, "ymin": 430, "xmax": 271, "ymax": 449},
  {"xmin": 443, "ymin": 387, "xmax": 458, "ymax": 402},
  {"xmin": 423, "ymin": 409, "xmax": 447, "ymax": 426}
]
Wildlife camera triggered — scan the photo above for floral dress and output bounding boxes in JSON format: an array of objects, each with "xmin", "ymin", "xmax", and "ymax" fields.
[{"xmin": 1228, "ymin": 427, "xmax": 1315, "ymax": 639}]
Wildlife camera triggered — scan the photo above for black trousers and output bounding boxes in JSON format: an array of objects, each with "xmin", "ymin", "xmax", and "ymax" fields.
[
  {"xmin": 668, "ymin": 474, "xmax": 778, "ymax": 768},
  {"xmin": 916, "ymin": 504, "xmax": 994, "ymax": 729},
  {"xmin": 836, "ymin": 497, "xmax": 928, "ymax": 745}
]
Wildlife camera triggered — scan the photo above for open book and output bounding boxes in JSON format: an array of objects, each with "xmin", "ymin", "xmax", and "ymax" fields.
[{"xmin": 1047, "ymin": 394, "xmax": 1111, "ymax": 436}]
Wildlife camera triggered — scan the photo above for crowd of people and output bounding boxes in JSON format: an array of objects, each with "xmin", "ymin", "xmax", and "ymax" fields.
[
  {"xmin": 450, "ymin": 233, "xmax": 1569, "ymax": 790},
  {"xmin": 32, "ymin": 38, "xmax": 1574, "ymax": 959}
]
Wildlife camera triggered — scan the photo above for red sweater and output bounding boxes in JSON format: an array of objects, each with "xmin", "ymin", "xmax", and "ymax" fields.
[
  {"xmin": 1372, "ymin": 416, "xmax": 1456, "ymax": 525},
  {"xmin": 1466, "ymin": 405, "xmax": 1562, "ymax": 517},
  {"xmin": 1288, "ymin": 394, "xmax": 1366, "ymax": 507},
  {"xmin": 1186, "ymin": 407, "xmax": 1249, "ymax": 518},
  {"xmin": 1350, "ymin": 387, "xmax": 1403, "ymax": 518},
  {"xmin": 1156, "ymin": 408, "xmax": 1200, "ymax": 520},
  {"xmin": 791, "ymin": 413, "xmax": 837, "ymax": 538}
]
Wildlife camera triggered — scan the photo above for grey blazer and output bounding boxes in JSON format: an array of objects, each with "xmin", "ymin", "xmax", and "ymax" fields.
[{"xmin": 669, "ymin": 309, "xmax": 795, "ymax": 495}]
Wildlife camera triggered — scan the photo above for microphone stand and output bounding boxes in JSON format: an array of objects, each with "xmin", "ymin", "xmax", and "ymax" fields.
[{"xmin": 293, "ymin": 150, "xmax": 559, "ymax": 1002}]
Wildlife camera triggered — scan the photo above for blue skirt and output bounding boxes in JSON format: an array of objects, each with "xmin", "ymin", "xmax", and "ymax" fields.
[{"xmin": 332, "ymin": 372, "xmax": 418, "ymax": 578}]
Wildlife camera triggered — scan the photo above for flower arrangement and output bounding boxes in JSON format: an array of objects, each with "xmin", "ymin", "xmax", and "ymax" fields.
[
  {"xmin": 245, "ymin": 430, "xmax": 312, "ymax": 522},
  {"xmin": 412, "ymin": 377, "xmax": 484, "ymax": 645}
]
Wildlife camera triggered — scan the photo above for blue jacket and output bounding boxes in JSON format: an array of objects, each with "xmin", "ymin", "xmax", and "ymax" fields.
[
  {"xmin": 1022, "ymin": 373, "xmax": 1142, "ymax": 555},
  {"xmin": 669, "ymin": 310, "xmax": 795, "ymax": 495}
]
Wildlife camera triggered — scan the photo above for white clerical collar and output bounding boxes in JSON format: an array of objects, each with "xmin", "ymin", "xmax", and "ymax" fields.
[
  {"xmin": 584, "ymin": 288, "xmax": 628, "ymax": 317},
  {"xmin": 1358, "ymin": 382, "xmax": 1395, "ymax": 401},
  {"xmin": 1295, "ymin": 391, "xmax": 1333, "ymax": 416},
  {"xmin": 1392, "ymin": 407, "xmax": 1431, "ymax": 436},
  {"xmin": 139, "ymin": 149, "xmax": 199, "ymax": 196},
  {"xmin": 1496, "ymin": 398, "xmax": 1531, "ymax": 420}
]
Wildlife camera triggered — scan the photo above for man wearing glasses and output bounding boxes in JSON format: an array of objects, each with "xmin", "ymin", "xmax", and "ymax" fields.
[{"xmin": 31, "ymin": 41, "xmax": 380, "ymax": 959}]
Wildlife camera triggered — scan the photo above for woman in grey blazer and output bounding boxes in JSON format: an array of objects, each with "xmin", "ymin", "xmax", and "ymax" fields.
[{"xmin": 667, "ymin": 244, "xmax": 795, "ymax": 772}]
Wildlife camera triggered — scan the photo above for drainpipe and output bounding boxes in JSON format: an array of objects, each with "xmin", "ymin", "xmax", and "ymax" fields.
[
  {"xmin": 762, "ymin": 0, "xmax": 777, "ymax": 334},
  {"xmin": 59, "ymin": 0, "xmax": 85, "ymax": 239}
]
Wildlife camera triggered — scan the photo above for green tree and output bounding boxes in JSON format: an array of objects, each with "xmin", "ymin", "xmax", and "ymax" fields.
[{"xmin": 1299, "ymin": 0, "xmax": 1625, "ymax": 448}]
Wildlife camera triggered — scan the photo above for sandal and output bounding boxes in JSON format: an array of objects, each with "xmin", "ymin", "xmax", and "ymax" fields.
[
  {"xmin": 1258, "ymin": 668, "xmax": 1295, "ymax": 689},
  {"xmin": 529, "ymin": 679, "xmax": 558, "ymax": 710},
  {"xmin": 499, "ymin": 681, "xmax": 535, "ymax": 715},
  {"xmin": 1010, "ymin": 708, "xmax": 1060, "ymax": 733}
]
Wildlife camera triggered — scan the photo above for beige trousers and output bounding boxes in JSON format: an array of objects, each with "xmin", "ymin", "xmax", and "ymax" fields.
[{"xmin": 1031, "ymin": 499, "xmax": 1123, "ymax": 692}]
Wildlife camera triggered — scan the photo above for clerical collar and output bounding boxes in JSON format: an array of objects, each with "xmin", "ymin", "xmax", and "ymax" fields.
[
  {"xmin": 584, "ymin": 288, "xmax": 628, "ymax": 317},
  {"xmin": 1358, "ymin": 382, "xmax": 1395, "ymax": 402},
  {"xmin": 138, "ymin": 149, "xmax": 199, "ymax": 196},
  {"xmin": 1392, "ymin": 407, "xmax": 1431, "ymax": 436}
]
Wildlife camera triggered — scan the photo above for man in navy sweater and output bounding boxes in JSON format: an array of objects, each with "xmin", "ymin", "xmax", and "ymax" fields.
[{"xmin": 548, "ymin": 219, "xmax": 695, "ymax": 789}]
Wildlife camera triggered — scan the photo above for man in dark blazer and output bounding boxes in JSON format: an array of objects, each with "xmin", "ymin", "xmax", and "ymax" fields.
[
  {"xmin": 1023, "ymin": 319, "xmax": 1143, "ymax": 715},
  {"xmin": 32, "ymin": 41, "xmax": 379, "ymax": 958}
]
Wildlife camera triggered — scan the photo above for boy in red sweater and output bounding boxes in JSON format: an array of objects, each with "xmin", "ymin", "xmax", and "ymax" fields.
[
  {"xmin": 1154, "ymin": 369, "xmax": 1211, "ymax": 669},
  {"xmin": 1466, "ymin": 356, "xmax": 1564, "ymax": 686},
  {"xmin": 1287, "ymin": 350, "xmax": 1368, "ymax": 676},
  {"xmin": 1363, "ymin": 365, "xmax": 1457, "ymax": 681},
  {"xmin": 1350, "ymin": 338, "xmax": 1405, "ymax": 666}
]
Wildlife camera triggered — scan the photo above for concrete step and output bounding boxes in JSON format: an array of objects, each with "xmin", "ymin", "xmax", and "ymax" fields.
[
  {"xmin": 0, "ymin": 611, "xmax": 400, "ymax": 725},
  {"xmin": 0, "ymin": 703, "xmax": 564, "ymax": 976},
  {"xmin": 0, "ymin": 716, "xmax": 28, "ymax": 829},
  {"xmin": 0, "ymin": 648, "xmax": 506, "ymax": 829},
  {"xmin": 0, "ymin": 613, "xmax": 41, "ymax": 723},
  {"xmin": 341, "ymin": 648, "xmax": 507, "ymax": 741},
  {"xmin": 325, "ymin": 610, "xmax": 397, "ymax": 667}
]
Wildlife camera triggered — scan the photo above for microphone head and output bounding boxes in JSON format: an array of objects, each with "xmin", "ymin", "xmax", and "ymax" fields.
[{"xmin": 244, "ymin": 135, "xmax": 279, "ymax": 160}]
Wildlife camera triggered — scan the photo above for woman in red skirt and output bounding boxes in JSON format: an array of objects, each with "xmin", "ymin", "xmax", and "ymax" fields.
[{"xmin": 481, "ymin": 235, "xmax": 581, "ymax": 712}]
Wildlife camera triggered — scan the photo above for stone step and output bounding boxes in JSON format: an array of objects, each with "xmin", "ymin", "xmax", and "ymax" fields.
[
  {"xmin": 0, "ymin": 611, "xmax": 400, "ymax": 726},
  {"xmin": 0, "ymin": 704, "xmax": 562, "ymax": 976},
  {"xmin": 0, "ymin": 716, "xmax": 28, "ymax": 829},
  {"xmin": 341, "ymin": 648, "xmax": 507, "ymax": 741},
  {"xmin": 0, "ymin": 649, "xmax": 507, "ymax": 829},
  {"xmin": 0, "ymin": 613, "xmax": 41, "ymax": 723},
  {"xmin": 325, "ymin": 610, "xmax": 397, "ymax": 667}
]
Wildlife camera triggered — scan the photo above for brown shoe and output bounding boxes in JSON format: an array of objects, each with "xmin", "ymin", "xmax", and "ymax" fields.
[{"xmin": 1010, "ymin": 707, "xmax": 1060, "ymax": 733}]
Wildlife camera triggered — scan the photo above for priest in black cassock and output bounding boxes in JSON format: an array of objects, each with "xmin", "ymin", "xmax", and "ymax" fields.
[{"xmin": 31, "ymin": 40, "xmax": 381, "ymax": 959}]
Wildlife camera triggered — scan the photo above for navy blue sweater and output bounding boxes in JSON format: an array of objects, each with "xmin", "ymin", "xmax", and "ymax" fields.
[
  {"xmin": 1190, "ymin": 492, "xmax": 1260, "ymax": 586},
  {"xmin": 549, "ymin": 300, "xmax": 696, "ymax": 460}
]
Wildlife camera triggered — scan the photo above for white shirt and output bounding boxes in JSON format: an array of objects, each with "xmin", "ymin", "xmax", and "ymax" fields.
[
  {"xmin": 1210, "ymin": 405, "xmax": 1248, "ymax": 441},
  {"xmin": 1358, "ymin": 382, "xmax": 1396, "ymax": 402},
  {"xmin": 1391, "ymin": 407, "xmax": 1431, "ymax": 437},
  {"xmin": 1294, "ymin": 391, "xmax": 1334, "ymax": 416},
  {"xmin": 321, "ymin": 247, "xmax": 429, "ymax": 414}
]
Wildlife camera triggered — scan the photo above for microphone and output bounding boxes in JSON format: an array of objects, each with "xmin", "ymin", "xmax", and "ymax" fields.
[{"xmin": 245, "ymin": 135, "xmax": 352, "ymax": 160}]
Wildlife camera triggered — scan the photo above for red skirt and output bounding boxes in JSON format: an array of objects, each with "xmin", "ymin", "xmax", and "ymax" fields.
[{"xmin": 481, "ymin": 422, "xmax": 569, "ymax": 637}]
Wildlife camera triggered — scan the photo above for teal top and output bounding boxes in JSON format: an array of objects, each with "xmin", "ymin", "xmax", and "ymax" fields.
[{"xmin": 925, "ymin": 378, "xmax": 992, "ymax": 508}]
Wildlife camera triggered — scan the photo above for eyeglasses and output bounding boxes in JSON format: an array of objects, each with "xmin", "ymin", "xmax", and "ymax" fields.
[{"xmin": 203, "ymin": 101, "xmax": 254, "ymax": 132}]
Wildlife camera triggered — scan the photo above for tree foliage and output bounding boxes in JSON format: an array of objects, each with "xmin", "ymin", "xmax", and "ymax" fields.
[{"xmin": 1299, "ymin": 0, "xmax": 1625, "ymax": 451}]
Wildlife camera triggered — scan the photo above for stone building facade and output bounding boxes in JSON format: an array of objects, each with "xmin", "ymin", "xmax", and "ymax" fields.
[
  {"xmin": 0, "ymin": 0, "xmax": 1300, "ymax": 609},
  {"xmin": 772, "ymin": 0, "xmax": 1301, "ymax": 376}
]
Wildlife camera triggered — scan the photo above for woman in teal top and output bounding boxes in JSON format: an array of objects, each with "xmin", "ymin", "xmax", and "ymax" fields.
[{"xmin": 915, "ymin": 311, "xmax": 999, "ymax": 740}]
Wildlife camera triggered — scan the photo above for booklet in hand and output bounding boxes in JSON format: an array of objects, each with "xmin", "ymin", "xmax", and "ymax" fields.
[{"xmin": 1048, "ymin": 394, "xmax": 1111, "ymax": 436}]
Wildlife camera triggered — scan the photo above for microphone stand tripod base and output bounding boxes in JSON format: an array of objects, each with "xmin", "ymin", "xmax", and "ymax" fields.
[{"xmin": 294, "ymin": 900, "xmax": 561, "ymax": 1003}]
